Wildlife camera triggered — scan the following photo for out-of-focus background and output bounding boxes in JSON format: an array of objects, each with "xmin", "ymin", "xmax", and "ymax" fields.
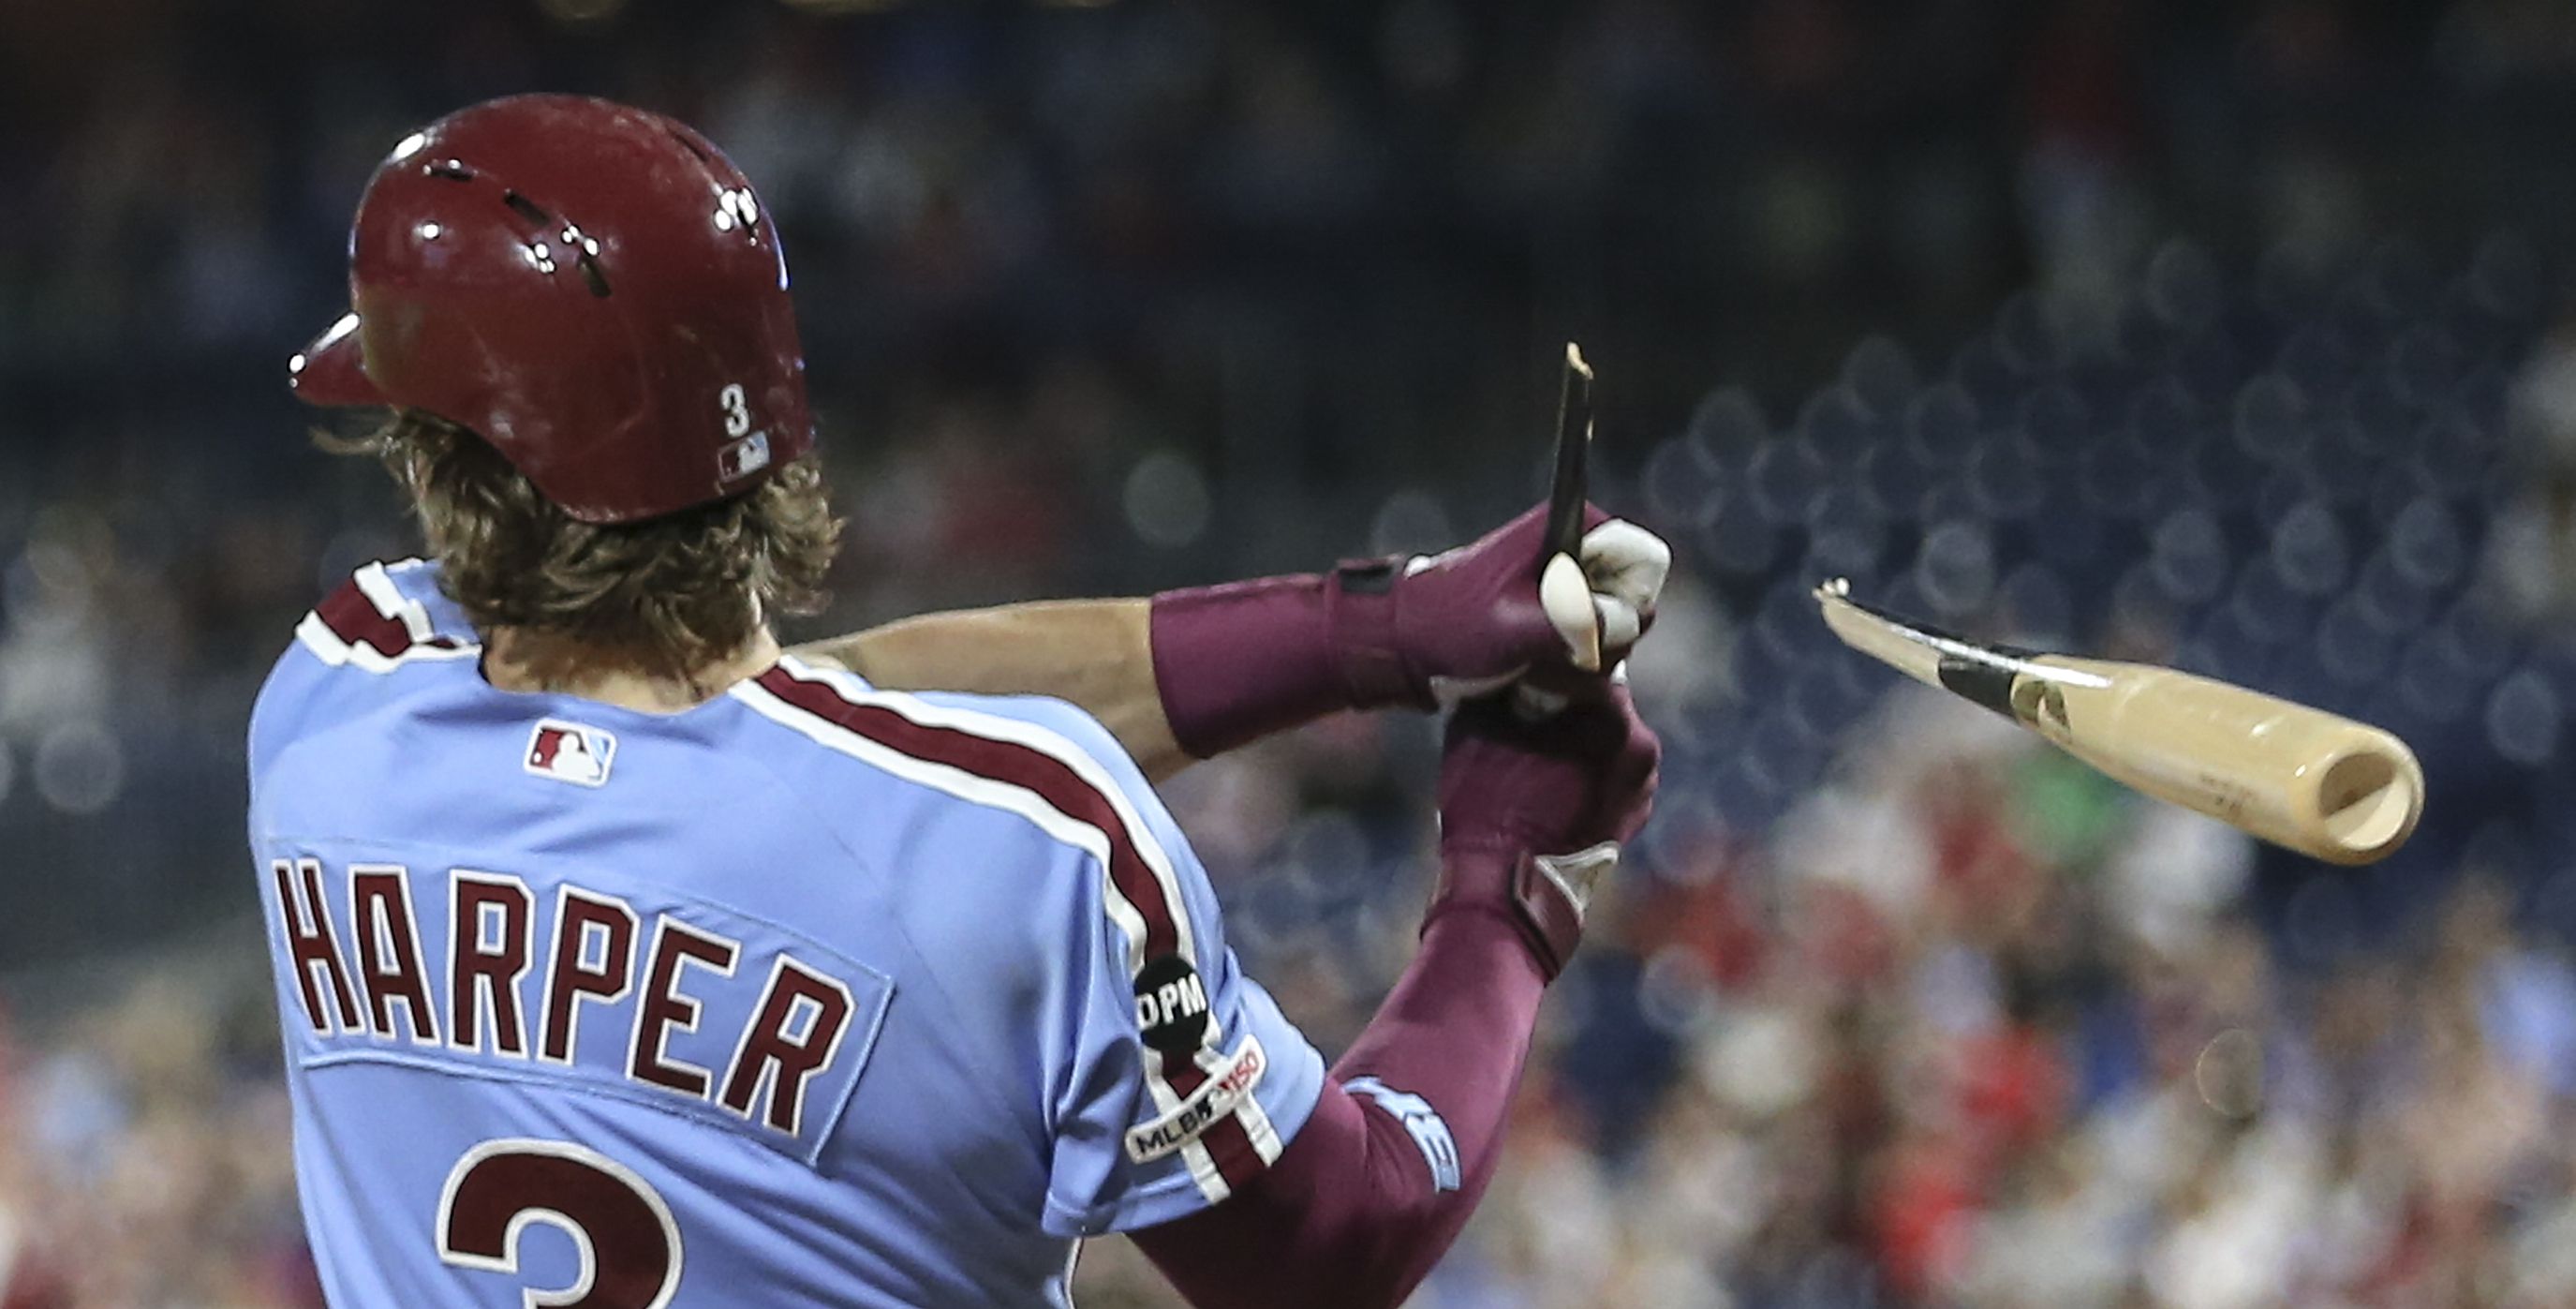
[{"xmin": 10, "ymin": 1, "xmax": 2576, "ymax": 1304}]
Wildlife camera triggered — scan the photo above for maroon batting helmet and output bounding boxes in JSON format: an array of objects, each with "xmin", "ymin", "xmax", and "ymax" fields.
[{"xmin": 289, "ymin": 94, "xmax": 814, "ymax": 524}]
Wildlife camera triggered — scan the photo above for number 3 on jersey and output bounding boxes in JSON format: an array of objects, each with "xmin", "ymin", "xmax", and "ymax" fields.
[{"xmin": 438, "ymin": 1138, "xmax": 683, "ymax": 1308}]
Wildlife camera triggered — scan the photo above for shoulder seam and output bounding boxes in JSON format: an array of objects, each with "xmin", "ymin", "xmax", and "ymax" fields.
[
  {"xmin": 733, "ymin": 661, "xmax": 1281, "ymax": 1198},
  {"xmin": 696, "ymin": 692, "xmax": 1076, "ymax": 1166}
]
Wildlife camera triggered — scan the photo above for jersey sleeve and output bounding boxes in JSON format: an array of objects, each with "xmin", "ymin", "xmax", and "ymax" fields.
[{"xmin": 904, "ymin": 692, "xmax": 1328, "ymax": 1238}]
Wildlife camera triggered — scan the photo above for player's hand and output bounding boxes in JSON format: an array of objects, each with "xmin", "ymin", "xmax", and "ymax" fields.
[
  {"xmin": 1426, "ymin": 685, "xmax": 1660, "ymax": 979},
  {"xmin": 1333, "ymin": 503, "xmax": 1670, "ymax": 709}
]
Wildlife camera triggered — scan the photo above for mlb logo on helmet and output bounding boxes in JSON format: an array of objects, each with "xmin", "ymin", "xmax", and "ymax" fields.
[
  {"xmin": 718, "ymin": 431, "xmax": 771, "ymax": 483},
  {"xmin": 525, "ymin": 719, "xmax": 617, "ymax": 787}
]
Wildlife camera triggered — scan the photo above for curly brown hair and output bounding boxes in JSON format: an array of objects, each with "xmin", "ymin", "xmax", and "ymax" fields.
[{"xmin": 343, "ymin": 409, "xmax": 840, "ymax": 686}]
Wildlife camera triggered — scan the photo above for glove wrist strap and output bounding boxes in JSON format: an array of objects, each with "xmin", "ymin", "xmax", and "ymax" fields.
[
  {"xmin": 1427, "ymin": 844, "xmax": 1612, "ymax": 982},
  {"xmin": 1323, "ymin": 558, "xmax": 1425, "ymax": 710}
]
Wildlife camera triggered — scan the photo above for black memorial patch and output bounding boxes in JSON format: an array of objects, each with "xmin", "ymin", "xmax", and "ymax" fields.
[{"xmin": 1133, "ymin": 954, "xmax": 1210, "ymax": 1054}]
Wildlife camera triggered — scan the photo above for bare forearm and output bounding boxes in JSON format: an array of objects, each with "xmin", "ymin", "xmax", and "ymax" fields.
[
  {"xmin": 787, "ymin": 505, "xmax": 1659, "ymax": 783},
  {"xmin": 791, "ymin": 599, "xmax": 1191, "ymax": 779}
]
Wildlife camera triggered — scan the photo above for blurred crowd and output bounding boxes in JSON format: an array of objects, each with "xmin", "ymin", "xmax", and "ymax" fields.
[
  {"xmin": 13, "ymin": 0, "xmax": 2576, "ymax": 1305},
  {"xmin": 1094, "ymin": 697, "xmax": 2576, "ymax": 1309},
  {"xmin": 22, "ymin": 699, "xmax": 2576, "ymax": 1308}
]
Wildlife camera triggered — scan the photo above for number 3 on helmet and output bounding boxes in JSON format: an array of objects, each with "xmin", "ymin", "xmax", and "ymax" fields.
[{"xmin": 288, "ymin": 94, "xmax": 817, "ymax": 525}]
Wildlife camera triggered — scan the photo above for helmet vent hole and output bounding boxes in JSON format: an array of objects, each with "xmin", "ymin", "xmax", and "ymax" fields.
[
  {"xmin": 578, "ymin": 255, "xmax": 613, "ymax": 299},
  {"xmin": 425, "ymin": 161, "xmax": 475, "ymax": 182},
  {"xmin": 502, "ymin": 190, "xmax": 554, "ymax": 226}
]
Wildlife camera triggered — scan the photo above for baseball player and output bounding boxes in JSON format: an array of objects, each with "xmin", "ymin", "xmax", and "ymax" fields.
[{"xmin": 259, "ymin": 95, "xmax": 1666, "ymax": 1308}]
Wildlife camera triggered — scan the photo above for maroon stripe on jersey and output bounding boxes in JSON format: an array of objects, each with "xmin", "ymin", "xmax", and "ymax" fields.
[
  {"xmin": 314, "ymin": 581, "xmax": 412, "ymax": 657},
  {"xmin": 1193, "ymin": 1068, "xmax": 1269, "ymax": 1187},
  {"xmin": 759, "ymin": 668, "xmax": 1180, "ymax": 957},
  {"xmin": 757, "ymin": 667, "xmax": 1267, "ymax": 1187},
  {"xmin": 312, "ymin": 575, "xmax": 460, "ymax": 658}
]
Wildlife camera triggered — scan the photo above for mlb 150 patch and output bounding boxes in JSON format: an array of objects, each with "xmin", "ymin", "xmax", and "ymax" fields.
[{"xmin": 526, "ymin": 719, "xmax": 617, "ymax": 787}]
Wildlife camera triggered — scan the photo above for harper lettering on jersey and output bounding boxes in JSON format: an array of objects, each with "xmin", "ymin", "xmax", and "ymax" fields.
[{"xmin": 267, "ymin": 856, "xmax": 884, "ymax": 1156}]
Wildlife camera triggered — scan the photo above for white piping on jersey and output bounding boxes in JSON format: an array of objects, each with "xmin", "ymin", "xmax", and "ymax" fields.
[
  {"xmin": 729, "ymin": 669, "xmax": 1160, "ymax": 975},
  {"xmin": 353, "ymin": 559, "xmax": 442, "ymax": 645},
  {"xmin": 294, "ymin": 559, "xmax": 480, "ymax": 674},
  {"xmin": 788, "ymin": 663, "xmax": 1285, "ymax": 1170},
  {"xmin": 793, "ymin": 660, "xmax": 1201, "ymax": 977},
  {"xmin": 1197, "ymin": 1040, "xmax": 1283, "ymax": 1168},
  {"xmin": 731, "ymin": 662, "xmax": 1244, "ymax": 1202},
  {"xmin": 292, "ymin": 611, "xmax": 481, "ymax": 674}
]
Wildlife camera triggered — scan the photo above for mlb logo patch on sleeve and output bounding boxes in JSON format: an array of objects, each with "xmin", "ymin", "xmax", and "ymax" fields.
[{"xmin": 526, "ymin": 719, "xmax": 617, "ymax": 787}]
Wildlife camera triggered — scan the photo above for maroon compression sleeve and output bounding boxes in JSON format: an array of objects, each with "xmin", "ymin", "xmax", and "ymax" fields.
[
  {"xmin": 1148, "ymin": 503, "xmax": 1615, "ymax": 760},
  {"xmin": 1130, "ymin": 888, "xmax": 1547, "ymax": 1309},
  {"xmin": 1147, "ymin": 565, "xmax": 1414, "ymax": 759}
]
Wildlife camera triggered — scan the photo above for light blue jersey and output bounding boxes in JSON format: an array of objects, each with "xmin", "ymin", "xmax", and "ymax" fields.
[{"xmin": 247, "ymin": 560, "xmax": 1325, "ymax": 1307}]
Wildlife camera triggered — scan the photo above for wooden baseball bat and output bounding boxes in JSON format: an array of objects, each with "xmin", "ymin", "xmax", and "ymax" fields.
[
  {"xmin": 1519, "ymin": 343, "xmax": 1598, "ymax": 720},
  {"xmin": 1814, "ymin": 579, "xmax": 2424, "ymax": 865},
  {"xmin": 1536, "ymin": 341, "xmax": 1598, "ymax": 671}
]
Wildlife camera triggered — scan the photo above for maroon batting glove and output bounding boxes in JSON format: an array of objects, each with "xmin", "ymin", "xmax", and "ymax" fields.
[
  {"xmin": 1429, "ymin": 686, "xmax": 1660, "ymax": 979},
  {"xmin": 1150, "ymin": 504, "xmax": 1627, "ymax": 758}
]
